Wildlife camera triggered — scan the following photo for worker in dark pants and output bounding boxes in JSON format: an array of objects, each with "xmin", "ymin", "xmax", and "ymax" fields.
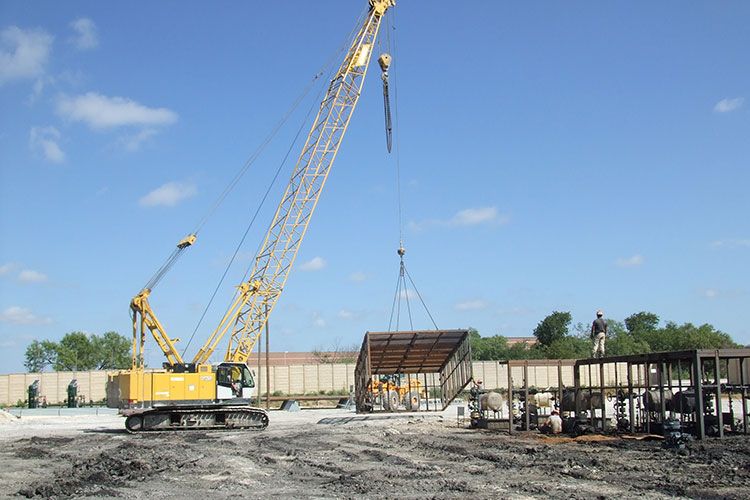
[{"xmin": 591, "ymin": 310, "xmax": 608, "ymax": 358}]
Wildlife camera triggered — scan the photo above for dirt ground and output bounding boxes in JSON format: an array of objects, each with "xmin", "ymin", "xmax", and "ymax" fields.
[{"xmin": 1, "ymin": 408, "xmax": 749, "ymax": 499}]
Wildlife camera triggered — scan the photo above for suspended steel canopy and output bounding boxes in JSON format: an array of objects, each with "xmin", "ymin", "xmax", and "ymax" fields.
[{"xmin": 355, "ymin": 329, "xmax": 473, "ymax": 412}]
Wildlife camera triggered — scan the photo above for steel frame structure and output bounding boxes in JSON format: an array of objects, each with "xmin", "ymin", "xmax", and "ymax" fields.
[
  {"xmin": 502, "ymin": 359, "xmax": 576, "ymax": 435},
  {"xmin": 354, "ymin": 330, "xmax": 473, "ymax": 413},
  {"xmin": 573, "ymin": 349, "xmax": 750, "ymax": 440}
]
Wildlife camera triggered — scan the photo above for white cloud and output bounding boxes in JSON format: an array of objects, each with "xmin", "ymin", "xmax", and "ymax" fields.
[
  {"xmin": 711, "ymin": 239, "xmax": 750, "ymax": 250},
  {"xmin": 455, "ymin": 299, "xmax": 489, "ymax": 311},
  {"xmin": 338, "ymin": 309, "xmax": 356, "ymax": 320},
  {"xmin": 57, "ymin": 92, "xmax": 178, "ymax": 130},
  {"xmin": 18, "ymin": 269, "xmax": 47, "ymax": 283},
  {"xmin": 29, "ymin": 126, "xmax": 65, "ymax": 163},
  {"xmin": 118, "ymin": 128, "xmax": 159, "ymax": 151},
  {"xmin": 299, "ymin": 256, "xmax": 326, "ymax": 272},
  {"xmin": 703, "ymin": 288, "xmax": 719, "ymax": 299},
  {"xmin": 349, "ymin": 271, "xmax": 367, "ymax": 282},
  {"xmin": 0, "ymin": 306, "xmax": 52, "ymax": 325},
  {"xmin": 0, "ymin": 263, "xmax": 14, "ymax": 275},
  {"xmin": 713, "ymin": 97, "xmax": 744, "ymax": 113},
  {"xmin": 70, "ymin": 18, "xmax": 98, "ymax": 50},
  {"xmin": 410, "ymin": 206, "xmax": 509, "ymax": 230},
  {"xmin": 701, "ymin": 288, "xmax": 744, "ymax": 300},
  {"xmin": 139, "ymin": 181, "xmax": 197, "ymax": 207},
  {"xmin": 28, "ymin": 75, "xmax": 52, "ymax": 103},
  {"xmin": 0, "ymin": 26, "xmax": 53, "ymax": 85},
  {"xmin": 615, "ymin": 254, "xmax": 644, "ymax": 268},
  {"xmin": 312, "ymin": 312, "xmax": 326, "ymax": 328},
  {"xmin": 449, "ymin": 207, "xmax": 504, "ymax": 226},
  {"xmin": 398, "ymin": 289, "xmax": 418, "ymax": 300}
]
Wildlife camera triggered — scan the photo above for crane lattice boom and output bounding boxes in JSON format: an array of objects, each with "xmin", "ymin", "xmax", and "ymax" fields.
[{"xmin": 193, "ymin": 1, "xmax": 394, "ymax": 366}]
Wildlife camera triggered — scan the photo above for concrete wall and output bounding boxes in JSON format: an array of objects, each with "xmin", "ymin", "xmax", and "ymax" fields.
[
  {"xmin": 0, "ymin": 371, "xmax": 109, "ymax": 406},
  {"xmin": 1, "ymin": 360, "xmax": 588, "ymax": 406}
]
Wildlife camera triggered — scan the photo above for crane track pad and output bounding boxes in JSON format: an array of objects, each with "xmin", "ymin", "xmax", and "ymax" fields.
[{"xmin": 124, "ymin": 405, "xmax": 269, "ymax": 432}]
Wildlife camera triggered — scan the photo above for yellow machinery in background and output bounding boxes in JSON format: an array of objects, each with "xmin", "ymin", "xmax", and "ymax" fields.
[
  {"xmin": 109, "ymin": 0, "xmax": 396, "ymax": 432},
  {"xmin": 367, "ymin": 374, "xmax": 426, "ymax": 411}
]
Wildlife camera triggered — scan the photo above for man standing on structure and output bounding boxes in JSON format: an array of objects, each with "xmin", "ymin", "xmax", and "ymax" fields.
[{"xmin": 591, "ymin": 310, "xmax": 608, "ymax": 358}]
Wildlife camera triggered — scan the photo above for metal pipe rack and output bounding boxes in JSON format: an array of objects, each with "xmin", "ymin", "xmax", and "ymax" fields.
[{"xmin": 573, "ymin": 349, "xmax": 750, "ymax": 439}]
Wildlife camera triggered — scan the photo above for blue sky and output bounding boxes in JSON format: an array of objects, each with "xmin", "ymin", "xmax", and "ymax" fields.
[{"xmin": 1, "ymin": 1, "xmax": 748, "ymax": 373}]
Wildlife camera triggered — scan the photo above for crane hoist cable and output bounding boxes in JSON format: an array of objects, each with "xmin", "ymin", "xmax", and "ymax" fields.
[
  {"xmin": 136, "ymin": 76, "xmax": 319, "ymax": 297},
  {"xmin": 387, "ymin": 246, "xmax": 438, "ymax": 331},
  {"xmin": 180, "ymin": 6, "xmax": 371, "ymax": 358},
  {"xmin": 190, "ymin": 7, "xmax": 369, "ymax": 238},
  {"xmin": 134, "ymin": 11, "xmax": 363, "ymax": 301},
  {"xmin": 181, "ymin": 77, "xmax": 328, "ymax": 357},
  {"xmin": 384, "ymin": 8, "xmax": 438, "ymax": 332}
]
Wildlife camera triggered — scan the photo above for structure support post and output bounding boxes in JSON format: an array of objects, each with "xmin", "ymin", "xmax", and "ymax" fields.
[
  {"xmin": 715, "ymin": 351, "xmax": 724, "ymax": 438},
  {"xmin": 627, "ymin": 361, "xmax": 635, "ymax": 433},
  {"xmin": 599, "ymin": 361, "xmax": 606, "ymax": 430},
  {"xmin": 694, "ymin": 351, "xmax": 705, "ymax": 440}
]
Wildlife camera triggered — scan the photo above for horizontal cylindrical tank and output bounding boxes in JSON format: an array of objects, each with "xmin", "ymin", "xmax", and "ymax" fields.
[
  {"xmin": 642, "ymin": 390, "xmax": 673, "ymax": 412},
  {"xmin": 561, "ymin": 390, "xmax": 603, "ymax": 412},
  {"xmin": 533, "ymin": 392, "xmax": 554, "ymax": 408},
  {"xmin": 479, "ymin": 391, "xmax": 504, "ymax": 412},
  {"xmin": 671, "ymin": 391, "xmax": 696, "ymax": 413}
]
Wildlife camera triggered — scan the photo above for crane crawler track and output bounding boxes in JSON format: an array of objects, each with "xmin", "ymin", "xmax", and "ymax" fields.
[{"xmin": 124, "ymin": 405, "xmax": 269, "ymax": 433}]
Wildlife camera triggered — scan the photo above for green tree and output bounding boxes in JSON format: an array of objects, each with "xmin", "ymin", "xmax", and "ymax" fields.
[
  {"xmin": 533, "ymin": 311, "xmax": 571, "ymax": 347},
  {"xmin": 625, "ymin": 312, "xmax": 660, "ymax": 336},
  {"xmin": 655, "ymin": 322, "xmax": 738, "ymax": 351},
  {"xmin": 91, "ymin": 331, "xmax": 131, "ymax": 369},
  {"xmin": 24, "ymin": 340, "xmax": 58, "ymax": 372},
  {"xmin": 472, "ymin": 334, "xmax": 509, "ymax": 360},
  {"xmin": 507, "ymin": 342, "xmax": 544, "ymax": 360},
  {"xmin": 54, "ymin": 332, "xmax": 97, "ymax": 371},
  {"xmin": 544, "ymin": 336, "xmax": 590, "ymax": 359},
  {"xmin": 605, "ymin": 320, "xmax": 652, "ymax": 356}
]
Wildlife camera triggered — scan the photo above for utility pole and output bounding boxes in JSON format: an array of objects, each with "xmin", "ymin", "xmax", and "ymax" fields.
[
  {"xmin": 265, "ymin": 311, "xmax": 270, "ymax": 410},
  {"xmin": 257, "ymin": 328, "xmax": 262, "ymax": 406}
]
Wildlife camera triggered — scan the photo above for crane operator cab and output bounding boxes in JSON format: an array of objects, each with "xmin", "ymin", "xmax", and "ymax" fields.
[{"xmin": 216, "ymin": 362, "xmax": 256, "ymax": 401}]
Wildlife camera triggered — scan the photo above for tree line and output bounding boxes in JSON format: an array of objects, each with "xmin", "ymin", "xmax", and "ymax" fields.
[
  {"xmin": 24, "ymin": 331, "xmax": 131, "ymax": 372},
  {"xmin": 470, "ymin": 311, "xmax": 740, "ymax": 361}
]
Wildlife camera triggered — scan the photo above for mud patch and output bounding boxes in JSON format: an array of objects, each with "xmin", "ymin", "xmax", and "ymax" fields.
[
  {"xmin": 17, "ymin": 442, "xmax": 203, "ymax": 498},
  {"xmin": 5, "ymin": 416, "xmax": 750, "ymax": 499}
]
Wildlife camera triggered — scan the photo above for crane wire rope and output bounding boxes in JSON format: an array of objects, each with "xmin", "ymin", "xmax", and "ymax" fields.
[
  {"xmin": 139, "ymin": 7, "xmax": 368, "ymax": 296},
  {"xmin": 385, "ymin": 8, "xmax": 438, "ymax": 332},
  {"xmin": 190, "ymin": 5, "xmax": 368, "ymax": 237},
  {"xmin": 181, "ymin": 83, "xmax": 325, "ymax": 357},
  {"xmin": 180, "ymin": 8, "xmax": 369, "ymax": 357}
]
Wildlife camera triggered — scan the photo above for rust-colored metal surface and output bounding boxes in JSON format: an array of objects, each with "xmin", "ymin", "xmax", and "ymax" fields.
[{"xmin": 364, "ymin": 330, "xmax": 468, "ymax": 374}]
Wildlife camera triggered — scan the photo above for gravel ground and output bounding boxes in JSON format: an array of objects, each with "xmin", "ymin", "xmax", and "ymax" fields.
[{"xmin": 0, "ymin": 408, "xmax": 748, "ymax": 499}]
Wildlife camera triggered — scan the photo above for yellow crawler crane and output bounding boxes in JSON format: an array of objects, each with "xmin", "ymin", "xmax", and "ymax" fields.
[{"xmin": 110, "ymin": 0, "xmax": 396, "ymax": 432}]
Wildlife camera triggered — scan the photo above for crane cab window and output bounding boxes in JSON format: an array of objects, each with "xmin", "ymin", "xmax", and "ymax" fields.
[{"xmin": 216, "ymin": 364, "xmax": 255, "ymax": 389}]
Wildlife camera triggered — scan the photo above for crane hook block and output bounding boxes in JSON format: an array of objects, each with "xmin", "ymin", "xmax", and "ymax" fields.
[{"xmin": 378, "ymin": 53, "xmax": 392, "ymax": 74}]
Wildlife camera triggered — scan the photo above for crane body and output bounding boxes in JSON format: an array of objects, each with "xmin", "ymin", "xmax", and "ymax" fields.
[{"xmin": 109, "ymin": 0, "xmax": 395, "ymax": 432}]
